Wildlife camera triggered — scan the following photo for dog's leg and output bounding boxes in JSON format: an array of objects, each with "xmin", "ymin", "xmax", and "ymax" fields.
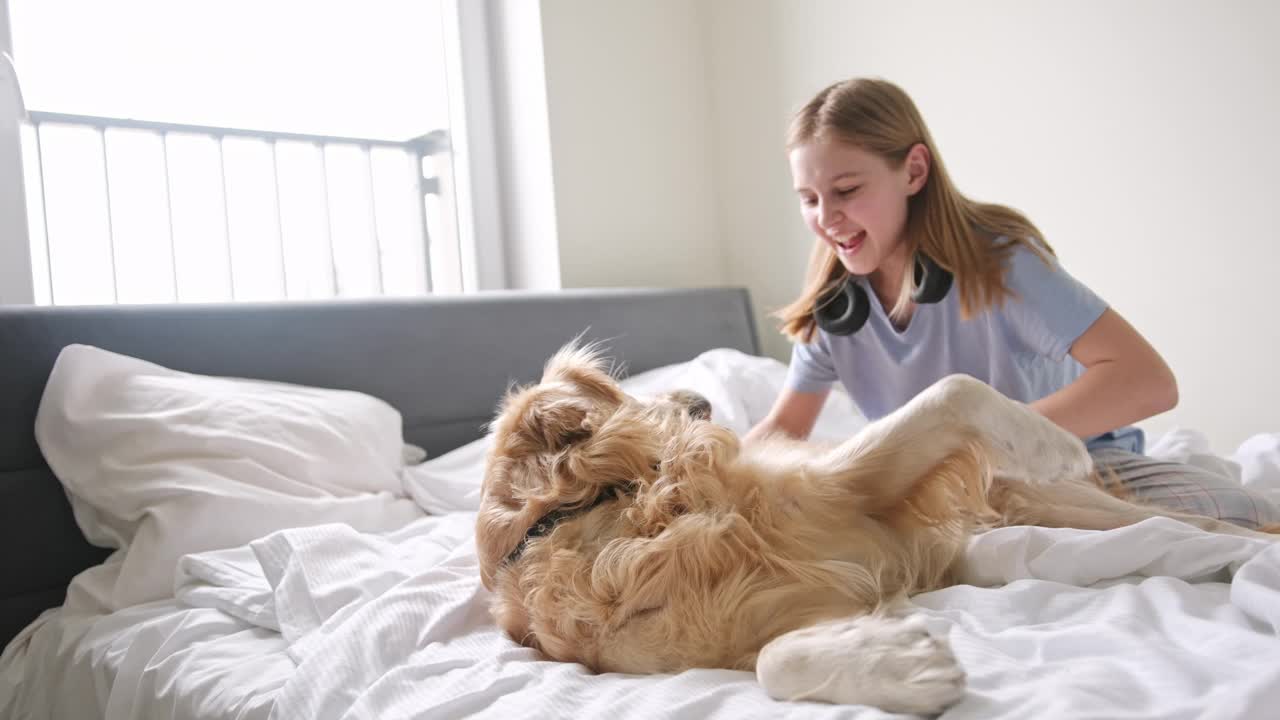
[
  {"xmin": 992, "ymin": 477, "xmax": 1277, "ymax": 541},
  {"xmin": 756, "ymin": 609, "xmax": 965, "ymax": 713},
  {"xmin": 808, "ymin": 375, "xmax": 1091, "ymax": 509}
]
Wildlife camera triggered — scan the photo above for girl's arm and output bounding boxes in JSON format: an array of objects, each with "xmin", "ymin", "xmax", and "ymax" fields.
[
  {"xmin": 744, "ymin": 386, "xmax": 831, "ymax": 443},
  {"xmin": 1030, "ymin": 308, "xmax": 1178, "ymax": 438}
]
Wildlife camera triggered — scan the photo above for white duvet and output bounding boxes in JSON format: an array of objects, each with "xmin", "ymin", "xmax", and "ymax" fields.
[{"xmin": 5, "ymin": 349, "xmax": 1280, "ymax": 720}]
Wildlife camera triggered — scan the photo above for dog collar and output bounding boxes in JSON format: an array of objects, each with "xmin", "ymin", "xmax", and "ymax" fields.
[{"xmin": 503, "ymin": 488, "xmax": 624, "ymax": 567}]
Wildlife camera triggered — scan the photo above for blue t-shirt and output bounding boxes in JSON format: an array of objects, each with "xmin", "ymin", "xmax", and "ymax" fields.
[{"xmin": 785, "ymin": 242, "xmax": 1145, "ymax": 454}]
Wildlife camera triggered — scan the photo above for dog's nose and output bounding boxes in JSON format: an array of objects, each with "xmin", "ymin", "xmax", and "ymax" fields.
[{"xmin": 671, "ymin": 390, "xmax": 712, "ymax": 420}]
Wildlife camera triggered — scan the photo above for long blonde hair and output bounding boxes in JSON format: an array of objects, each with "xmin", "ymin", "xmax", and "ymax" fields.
[{"xmin": 776, "ymin": 77, "xmax": 1052, "ymax": 343}]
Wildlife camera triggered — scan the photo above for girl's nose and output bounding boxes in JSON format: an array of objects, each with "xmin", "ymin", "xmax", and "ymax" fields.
[{"xmin": 818, "ymin": 202, "xmax": 843, "ymax": 229}]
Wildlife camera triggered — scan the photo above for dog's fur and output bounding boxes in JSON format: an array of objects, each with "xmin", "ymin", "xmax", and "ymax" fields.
[{"xmin": 476, "ymin": 344, "xmax": 1275, "ymax": 714}]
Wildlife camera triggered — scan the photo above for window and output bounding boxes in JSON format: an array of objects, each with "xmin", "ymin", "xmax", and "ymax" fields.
[{"xmin": 1, "ymin": 0, "xmax": 484, "ymax": 305}]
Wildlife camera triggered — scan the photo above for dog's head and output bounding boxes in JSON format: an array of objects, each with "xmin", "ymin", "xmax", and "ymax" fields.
[
  {"xmin": 475, "ymin": 343, "xmax": 723, "ymax": 592},
  {"xmin": 477, "ymin": 345, "xmax": 848, "ymax": 673}
]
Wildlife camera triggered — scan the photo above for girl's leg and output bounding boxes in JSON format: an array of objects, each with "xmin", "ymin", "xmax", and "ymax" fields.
[{"xmin": 1090, "ymin": 448, "xmax": 1280, "ymax": 530}]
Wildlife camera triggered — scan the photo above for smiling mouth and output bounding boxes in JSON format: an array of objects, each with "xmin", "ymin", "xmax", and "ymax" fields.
[{"xmin": 832, "ymin": 230, "xmax": 867, "ymax": 254}]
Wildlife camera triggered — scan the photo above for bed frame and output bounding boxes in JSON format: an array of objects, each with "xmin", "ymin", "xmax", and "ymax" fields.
[{"xmin": 0, "ymin": 287, "xmax": 761, "ymax": 649}]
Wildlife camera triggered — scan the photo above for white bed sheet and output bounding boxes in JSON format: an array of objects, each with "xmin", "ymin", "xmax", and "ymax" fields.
[
  {"xmin": 10, "ymin": 505, "xmax": 1280, "ymax": 720},
  {"xmin": 1, "ymin": 557, "xmax": 291, "ymax": 720},
  {"xmin": 173, "ymin": 508, "xmax": 1280, "ymax": 720},
  {"xmin": 5, "ymin": 349, "xmax": 1280, "ymax": 720}
]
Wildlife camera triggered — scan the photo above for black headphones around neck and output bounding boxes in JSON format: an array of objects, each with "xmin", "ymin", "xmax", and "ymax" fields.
[{"xmin": 813, "ymin": 253, "xmax": 954, "ymax": 336}]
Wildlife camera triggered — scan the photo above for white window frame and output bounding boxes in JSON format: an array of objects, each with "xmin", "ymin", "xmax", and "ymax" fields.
[{"xmin": 441, "ymin": 0, "xmax": 507, "ymax": 292}]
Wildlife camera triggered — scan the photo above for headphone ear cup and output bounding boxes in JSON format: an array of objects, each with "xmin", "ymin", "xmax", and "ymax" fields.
[
  {"xmin": 813, "ymin": 278, "xmax": 870, "ymax": 336},
  {"xmin": 911, "ymin": 253, "xmax": 953, "ymax": 304}
]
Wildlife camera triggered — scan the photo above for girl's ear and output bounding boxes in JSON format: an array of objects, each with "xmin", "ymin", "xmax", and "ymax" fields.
[{"xmin": 905, "ymin": 142, "xmax": 931, "ymax": 196}]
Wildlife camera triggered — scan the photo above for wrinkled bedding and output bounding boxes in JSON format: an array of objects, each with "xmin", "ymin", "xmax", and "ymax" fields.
[{"xmin": 5, "ymin": 349, "xmax": 1279, "ymax": 719}]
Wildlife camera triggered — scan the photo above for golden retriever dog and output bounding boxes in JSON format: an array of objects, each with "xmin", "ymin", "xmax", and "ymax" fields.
[{"xmin": 475, "ymin": 344, "xmax": 1275, "ymax": 715}]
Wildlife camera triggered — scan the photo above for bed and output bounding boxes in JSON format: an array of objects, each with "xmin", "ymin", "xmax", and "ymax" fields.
[{"xmin": 3, "ymin": 286, "xmax": 1280, "ymax": 720}]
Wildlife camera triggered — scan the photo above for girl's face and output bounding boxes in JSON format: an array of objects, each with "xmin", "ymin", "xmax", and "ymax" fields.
[{"xmin": 789, "ymin": 139, "xmax": 928, "ymax": 280}]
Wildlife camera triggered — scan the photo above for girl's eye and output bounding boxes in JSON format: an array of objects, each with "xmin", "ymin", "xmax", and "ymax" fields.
[
  {"xmin": 800, "ymin": 196, "xmax": 817, "ymax": 207},
  {"xmin": 837, "ymin": 186, "xmax": 860, "ymax": 196}
]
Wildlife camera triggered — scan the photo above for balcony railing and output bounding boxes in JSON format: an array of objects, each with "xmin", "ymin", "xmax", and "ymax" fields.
[{"xmin": 19, "ymin": 110, "xmax": 459, "ymax": 305}]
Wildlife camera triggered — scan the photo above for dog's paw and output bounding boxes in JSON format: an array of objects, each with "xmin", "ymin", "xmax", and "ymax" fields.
[{"xmin": 757, "ymin": 613, "xmax": 965, "ymax": 715}]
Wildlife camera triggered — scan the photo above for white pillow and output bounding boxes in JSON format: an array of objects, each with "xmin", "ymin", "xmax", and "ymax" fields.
[
  {"xmin": 618, "ymin": 347, "xmax": 867, "ymax": 443},
  {"xmin": 401, "ymin": 348, "xmax": 868, "ymax": 515},
  {"xmin": 35, "ymin": 344, "xmax": 423, "ymax": 609}
]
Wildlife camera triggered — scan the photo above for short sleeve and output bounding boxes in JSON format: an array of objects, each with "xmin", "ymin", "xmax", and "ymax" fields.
[
  {"xmin": 784, "ymin": 335, "xmax": 839, "ymax": 393},
  {"xmin": 1002, "ymin": 244, "xmax": 1108, "ymax": 361}
]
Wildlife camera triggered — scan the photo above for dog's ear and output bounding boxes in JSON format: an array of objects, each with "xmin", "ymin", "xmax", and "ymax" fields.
[
  {"xmin": 541, "ymin": 342, "xmax": 628, "ymax": 409},
  {"xmin": 517, "ymin": 394, "xmax": 594, "ymax": 452},
  {"xmin": 476, "ymin": 390, "xmax": 598, "ymax": 590},
  {"xmin": 502, "ymin": 342, "xmax": 628, "ymax": 452},
  {"xmin": 476, "ymin": 342, "xmax": 630, "ymax": 589},
  {"xmin": 476, "ymin": 382, "xmax": 602, "ymax": 589}
]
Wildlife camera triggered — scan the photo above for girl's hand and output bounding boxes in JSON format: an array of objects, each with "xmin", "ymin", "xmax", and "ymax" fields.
[{"xmin": 745, "ymin": 387, "xmax": 831, "ymax": 443}]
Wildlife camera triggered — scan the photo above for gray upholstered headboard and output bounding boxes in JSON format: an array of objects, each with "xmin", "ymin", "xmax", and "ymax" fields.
[{"xmin": 0, "ymin": 286, "xmax": 760, "ymax": 649}]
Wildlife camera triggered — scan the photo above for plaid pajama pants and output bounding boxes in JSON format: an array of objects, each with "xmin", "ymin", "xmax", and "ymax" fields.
[{"xmin": 1092, "ymin": 448, "xmax": 1280, "ymax": 530}]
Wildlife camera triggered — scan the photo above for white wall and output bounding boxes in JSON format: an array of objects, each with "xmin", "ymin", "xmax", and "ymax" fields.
[
  {"xmin": 538, "ymin": 0, "xmax": 726, "ymax": 289},
  {"xmin": 518, "ymin": 0, "xmax": 1277, "ymax": 452},
  {"xmin": 697, "ymin": 0, "xmax": 1280, "ymax": 452}
]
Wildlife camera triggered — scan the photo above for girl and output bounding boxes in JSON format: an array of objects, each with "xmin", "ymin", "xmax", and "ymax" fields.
[{"xmin": 745, "ymin": 77, "xmax": 1277, "ymax": 529}]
